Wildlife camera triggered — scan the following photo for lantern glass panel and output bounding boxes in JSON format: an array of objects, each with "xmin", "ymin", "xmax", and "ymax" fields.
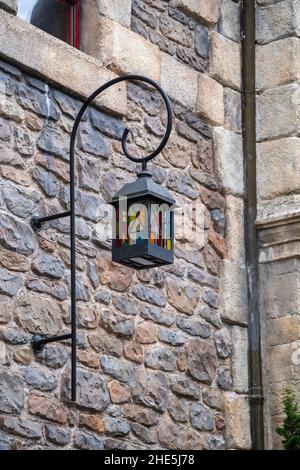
[{"xmin": 110, "ymin": 174, "xmax": 175, "ymax": 269}]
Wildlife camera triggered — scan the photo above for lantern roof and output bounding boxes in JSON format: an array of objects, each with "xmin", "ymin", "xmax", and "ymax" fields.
[{"xmin": 110, "ymin": 173, "xmax": 176, "ymax": 205}]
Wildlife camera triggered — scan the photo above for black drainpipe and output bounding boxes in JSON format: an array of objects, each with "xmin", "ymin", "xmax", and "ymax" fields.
[{"xmin": 241, "ymin": 0, "xmax": 265, "ymax": 449}]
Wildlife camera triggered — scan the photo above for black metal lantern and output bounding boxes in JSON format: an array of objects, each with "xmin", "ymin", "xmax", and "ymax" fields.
[
  {"xmin": 30, "ymin": 74, "xmax": 174, "ymax": 401},
  {"xmin": 110, "ymin": 170, "xmax": 175, "ymax": 269}
]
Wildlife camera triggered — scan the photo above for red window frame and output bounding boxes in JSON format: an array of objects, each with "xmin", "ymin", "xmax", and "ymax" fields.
[{"xmin": 64, "ymin": 0, "xmax": 80, "ymax": 49}]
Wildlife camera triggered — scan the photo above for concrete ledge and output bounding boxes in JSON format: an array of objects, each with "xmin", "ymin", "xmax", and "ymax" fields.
[{"xmin": 0, "ymin": 10, "xmax": 127, "ymax": 116}]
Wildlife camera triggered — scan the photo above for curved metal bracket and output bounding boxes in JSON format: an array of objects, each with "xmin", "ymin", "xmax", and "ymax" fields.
[{"xmin": 30, "ymin": 75, "xmax": 173, "ymax": 401}]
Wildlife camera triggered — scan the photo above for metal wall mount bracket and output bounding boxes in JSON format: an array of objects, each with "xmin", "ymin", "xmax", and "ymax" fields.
[{"xmin": 30, "ymin": 74, "xmax": 173, "ymax": 401}]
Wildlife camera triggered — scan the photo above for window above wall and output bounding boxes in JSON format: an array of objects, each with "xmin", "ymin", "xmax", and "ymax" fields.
[{"xmin": 17, "ymin": 0, "xmax": 79, "ymax": 48}]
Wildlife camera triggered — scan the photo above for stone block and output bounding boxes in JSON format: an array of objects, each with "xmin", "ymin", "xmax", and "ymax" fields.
[
  {"xmin": 0, "ymin": 267, "xmax": 22, "ymax": 297},
  {"xmin": 231, "ymin": 326, "xmax": 249, "ymax": 393},
  {"xmin": 267, "ymin": 344, "xmax": 296, "ymax": 383},
  {"xmin": 98, "ymin": 17, "xmax": 160, "ymax": 80},
  {"xmin": 260, "ymin": 261, "xmax": 300, "ymax": 319},
  {"xmin": 267, "ymin": 316, "xmax": 300, "ymax": 346},
  {"xmin": 257, "ymin": 137, "xmax": 300, "ymax": 200},
  {"xmin": 145, "ymin": 342, "xmax": 177, "ymax": 370},
  {"xmin": 0, "ymin": 368, "xmax": 24, "ymax": 414},
  {"xmin": 257, "ymin": 84, "xmax": 300, "ymax": 141},
  {"xmin": 175, "ymin": 0, "xmax": 219, "ymax": 25},
  {"xmin": 28, "ymin": 393, "xmax": 68, "ymax": 424},
  {"xmin": 256, "ymin": 38, "xmax": 300, "ymax": 91},
  {"xmin": 0, "ymin": 417, "xmax": 42, "ymax": 439},
  {"xmin": 14, "ymin": 293, "xmax": 63, "ymax": 335},
  {"xmin": 162, "ymin": 133, "xmax": 193, "ymax": 169},
  {"xmin": 166, "ymin": 277, "xmax": 200, "ymax": 315},
  {"xmin": 224, "ymin": 393, "xmax": 251, "ymax": 449},
  {"xmin": 213, "ymin": 127, "xmax": 244, "ymax": 196},
  {"xmin": 219, "ymin": 0, "xmax": 241, "ymax": 43},
  {"xmin": 158, "ymin": 417, "xmax": 205, "ymax": 449},
  {"xmin": 220, "ymin": 260, "xmax": 248, "ymax": 326},
  {"xmin": 210, "ymin": 32, "xmax": 241, "ymax": 90},
  {"xmin": 224, "ymin": 88, "xmax": 242, "ymax": 132},
  {"xmin": 97, "ymin": 0, "xmax": 132, "ymax": 27},
  {"xmin": 256, "ymin": 0, "xmax": 300, "ymax": 44},
  {"xmin": 132, "ymin": 369, "xmax": 169, "ymax": 412},
  {"xmin": 186, "ymin": 338, "xmax": 217, "ymax": 384},
  {"xmin": 161, "ymin": 52, "xmax": 198, "ymax": 109},
  {"xmin": 196, "ymin": 74, "xmax": 224, "ymax": 125},
  {"xmin": 225, "ymin": 195, "xmax": 245, "ymax": 266}
]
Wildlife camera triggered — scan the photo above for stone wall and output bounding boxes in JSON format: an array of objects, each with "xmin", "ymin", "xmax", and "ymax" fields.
[
  {"xmin": 0, "ymin": 0, "xmax": 250, "ymax": 450},
  {"xmin": 256, "ymin": 0, "xmax": 300, "ymax": 449}
]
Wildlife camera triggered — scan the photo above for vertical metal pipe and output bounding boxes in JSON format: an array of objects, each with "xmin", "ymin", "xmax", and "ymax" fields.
[
  {"xmin": 242, "ymin": 0, "xmax": 265, "ymax": 449},
  {"xmin": 70, "ymin": 125, "xmax": 77, "ymax": 402}
]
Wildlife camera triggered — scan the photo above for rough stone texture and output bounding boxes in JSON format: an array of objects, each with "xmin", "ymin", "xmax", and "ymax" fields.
[
  {"xmin": 28, "ymin": 393, "xmax": 68, "ymax": 424},
  {"xmin": 98, "ymin": 17, "xmax": 160, "ymax": 80},
  {"xmin": 219, "ymin": 0, "xmax": 240, "ymax": 43},
  {"xmin": 214, "ymin": 127, "xmax": 244, "ymax": 196},
  {"xmin": 45, "ymin": 424, "xmax": 71, "ymax": 446},
  {"xmin": 224, "ymin": 88, "xmax": 242, "ymax": 132},
  {"xmin": 210, "ymin": 32, "xmax": 241, "ymax": 90},
  {"xmin": 74, "ymin": 431, "xmax": 103, "ymax": 450},
  {"xmin": 190, "ymin": 403, "xmax": 214, "ymax": 431},
  {"xmin": 64, "ymin": 368, "xmax": 110, "ymax": 411},
  {"xmin": 158, "ymin": 416, "xmax": 204, "ymax": 449},
  {"xmin": 256, "ymin": 0, "xmax": 300, "ymax": 45},
  {"xmin": 197, "ymin": 74, "xmax": 224, "ymax": 125},
  {"xmin": 166, "ymin": 277, "xmax": 200, "ymax": 315},
  {"xmin": 0, "ymin": 416, "xmax": 42, "ymax": 439},
  {"xmin": 214, "ymin": 328, "xmax": 232, "ymax": 359},
  {"xmin": 96, "ymin": 0, "xmax": 132, "ymax": 28},
  {"xmin": 100, "ymin": 355, "xmax": 135, "ymax": 383},
  {"xmin": 257, "ymin": 84, "xmax": 300, "ymax": 141},
  {"xmin": 257, "ymin": 137, "xmax": 300, "ymax": 200},
  {"xmin": 175, "ymin": 0, "xmax": 219, "ymax": 25},
  {"xmin": 224, "ymin": 393, "xmax": 251, "ymax": 449},
  {"xmin": 220, "ymin": 260, "xmax": 248, "ymax": 326},
  {"xmin": 0, "ymin": 368, "xmax": 24, "ymax": 414},
  {"xmin": 256, "ymin": 38, "xmax": 300, "ymax": 91},
  {"xmin": 0, "ymin": 0, "xmax": 17, "ymax": 14},
  {"xmin": 132, "ymin": 369, "xmax": 169, "ymax": 412},
  {"xmin": 0, "ymin": 266, "xmax": 22, "ymax": 296},
  {"xmin": 161, "ymin": 52, "xmax": 198, "ymax": 109},
  {"xmin": 14, "ymin": 294, "xmax": 64, "ymax": 335},
  {"xmin": 225, "ymin": 195, "xmax": 245, "ymax": 266},
  {"xmin": 186, "ymin": 338, "xmax": 217, "ymax": 384},
  {"xmin": 231, "ymin": 326, "xmax": 248, "ymax": 393},
  {"xmin": 0, "ymin": 213, "xmax": 36, "ymax": 255},
  {"xmin": 32, "ymin": 253, "xmax": 65, "ymax": 279},
  {"xmin": 25, "ymin": 365, "xmax": 58, "ymax": 392}
]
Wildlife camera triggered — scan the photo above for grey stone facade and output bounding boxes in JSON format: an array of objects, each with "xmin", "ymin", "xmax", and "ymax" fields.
[
  {"xmin": 12, "ymin": 0, "xmax": 300, "ymax": 449},
  {"xmin": 0, "ymin": 0, "xmax": 257, "ymax": 451}
]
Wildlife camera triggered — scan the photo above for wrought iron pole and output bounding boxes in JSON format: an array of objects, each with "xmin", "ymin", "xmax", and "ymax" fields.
[{"xmin": 31, "ymin": 75, "xmax": 173, "ymax": 402}]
